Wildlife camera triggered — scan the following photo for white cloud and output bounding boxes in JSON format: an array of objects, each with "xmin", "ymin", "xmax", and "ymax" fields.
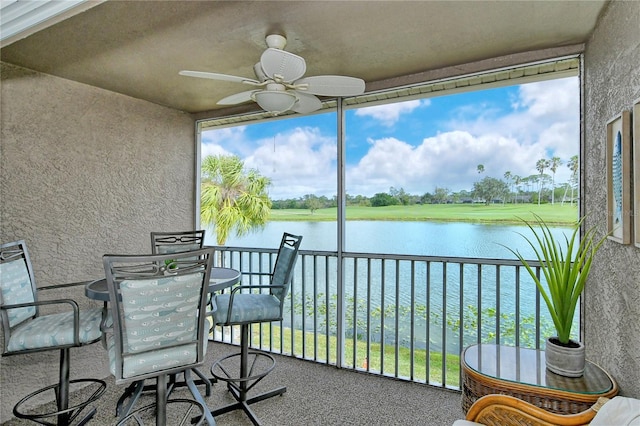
[
  {"xmin": 355, "ymin": 99, "xmax": 427, "ymax": 127},
  {"xmin": 348, "ymin": 78, "xmax": 579, "ymax": 196},
  {"xmin": 243, "ymin": 127, "xmax": 337, "ymax": 199},
  {"xmin": 449, "ymin": 78, "xmax": 579, "ymax": 153},
  {"xmin": 347, "ymin": 131, "xmax": 543, "ymax": 195},
  {"xmin": 201, "ymin": 77, "xmax": 579, "ymax": 199},
  {"xmin": 201, "ymin": 143, "xmax": 232, "ymax": 158},
  {"xmin": 201, "ymin": 126, "xmax": 246, "ymax": 158}
]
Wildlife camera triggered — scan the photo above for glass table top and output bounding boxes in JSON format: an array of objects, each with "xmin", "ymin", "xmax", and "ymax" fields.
[{"xmin": 463, "ymin": 343, "xmax": 614, "ymax": 395}]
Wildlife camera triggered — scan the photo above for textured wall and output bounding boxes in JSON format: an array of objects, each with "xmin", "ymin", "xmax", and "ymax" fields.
[
  {"xmin": 0, "ymin": 62, "xmax": 195, "ymax": 420},
  {"xmin": 583, "ymin": 0, "xmax": 640, "ymax": 397}
]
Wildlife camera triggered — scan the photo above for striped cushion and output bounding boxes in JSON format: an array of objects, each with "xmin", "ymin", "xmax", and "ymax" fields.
[
  {"xmin": 156, "ymin": 243, "xmax": 200, "ymax": 255},
  {"xmin": 106, "ymin": 328, "xmax": 208, "ymax": 379},
  {"xmin": 7, "ymin": 307, "xmax": 103, "ymax": 352},
  {"xmin": 118, "ymin": 275, "xmax": 201, "ymax": 353},
  {"xmin": 0, "ymin": 259, "xmax": 36, "ymax": 327},
  {"xmin": 271, "ymin": 247, "xmax": 296, "ymax": 300},
  {"xmin": 213, "ymin": 293, "xmax": 281, "ymax": 325},
  {"xmin": 108, "ymin": 273, "xmax": 207, "ymax": 380}
]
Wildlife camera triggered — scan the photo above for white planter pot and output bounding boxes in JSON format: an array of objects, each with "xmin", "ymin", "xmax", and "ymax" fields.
[{"xmin": 544, "ymin": 337, "xmax": 585, "ymax": 377}]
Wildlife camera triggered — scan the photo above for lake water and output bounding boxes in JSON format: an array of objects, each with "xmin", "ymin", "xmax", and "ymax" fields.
[
  {"xmin": 205, "ymin": 220, "xmax": 574, "ymax": 350},
  {"xmin": 208, "ymin": 220, "xmax": 570, "ymax": 260}
]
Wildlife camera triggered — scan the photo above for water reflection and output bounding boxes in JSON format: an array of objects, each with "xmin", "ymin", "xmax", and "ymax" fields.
[
  {"xmin": 215, "ymin": 220, "xmax": 570, "ymax": 259},
  {"xmin": 211, "ymin": 220, "xmax": 574, "ymax": 352}
]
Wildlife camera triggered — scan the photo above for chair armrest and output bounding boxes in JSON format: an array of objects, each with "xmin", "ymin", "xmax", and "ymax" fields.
[
  {"xmin": 38, "ymin": 280, "xmax": 92, "ymax": 290},
  {"xmin": 209, "ymin": 285, "xmax": 275, "ymax": 311},
  {"xmin": 99, "ymin": 310, "xmax": 113, "ymax": 349},
  {"xmin": 1, "ymin": 299, "xmax": 82, "ymax": 346},
  {"xmin": 229, "ymin": 284, "xmax": 285, "ymax": 295},
  {"xmin": 1, "ymin": 298, "xmax": 80, "ymax": 311},
  {"xmin": 214, "ymin": 284, "xmax": 285, "ymax": 324},
  {"xmin": 99, "ymin": 310, "xmax": 113, "ymax": 333},
  {"xmin": 227, "ymin": 285, "xmax": 285, "ymax": 308},
  {"xmin": 240, "ymin": 271, "xmax": 273, "ymax": 282},
  {"xmin": 466, "ymin": 394, "xmax": 605, "ymax": 426}
]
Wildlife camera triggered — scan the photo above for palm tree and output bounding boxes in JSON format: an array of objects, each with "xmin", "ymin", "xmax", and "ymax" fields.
[
  {"xmin": 536, "ymin": 158, "xmax": 550, "ymax": 205},
  {"xmin": 567, "ymin": 155, "xmax": 579, "ymax": 205},
  {"xmin": 201, "ymin": 155, "xmax": 272, "ymax": 245},
  {"xmin": 503, "ymin": 171, "xmax": 512, "ymax": 203},
  {"xmin": 549, "ymin": 157, "xmax": 562, "ymax": 204},
  {"xmin": 513, "ymin": 175, "xmax": 522, "ymax": 203}
]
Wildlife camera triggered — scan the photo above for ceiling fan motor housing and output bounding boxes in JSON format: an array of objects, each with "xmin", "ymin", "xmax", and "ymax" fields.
[{"xmin": 265, "ymin": 34, "xmax": 287, "ymax": 50}]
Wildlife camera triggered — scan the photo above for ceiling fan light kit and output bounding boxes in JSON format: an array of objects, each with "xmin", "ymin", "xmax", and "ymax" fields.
[
  {"xmin": 252, "ymin": 91, "xmax": 298, "ymax": 115},
  {"xmin": 179, "ymin": 34, "xmax": 365, "ymax": 115}
]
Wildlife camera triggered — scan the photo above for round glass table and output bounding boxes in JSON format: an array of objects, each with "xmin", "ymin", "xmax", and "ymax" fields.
[
  {"xmin": 85, "ymin": 267, "xmax": 241, "ymax": 301},
  {"xmin": 461, "ymin": 343, "xmax": 618, "ymax": 414}
]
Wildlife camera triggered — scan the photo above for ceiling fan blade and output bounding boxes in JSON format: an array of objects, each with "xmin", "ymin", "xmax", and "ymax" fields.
[
  {"xmin": 295, "ymin": 75, "xmax": 365, "ymax": 96},
  {"xmin": 260, "ymin": 48, "xmax": 306, "ymax": 83},
  {"xmin": 217, "ymin": 90, "xmax": 258, "ymax": 105},
  {"xmin": 291, "ymin": 91, "xmax": 322, "ymax": 114},
  {"xmin": 179, "ymin": 70, "xmax": 261, "ymax": 86}
]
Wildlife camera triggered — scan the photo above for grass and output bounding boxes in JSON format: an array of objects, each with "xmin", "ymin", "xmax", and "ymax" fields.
[
  {"xmin": 268, "ymin": 203, "xmax": 578, "ymax": 225},
  {"xmin": 235, "ymin": 324, "xmax": 461, "ymax": 387}
]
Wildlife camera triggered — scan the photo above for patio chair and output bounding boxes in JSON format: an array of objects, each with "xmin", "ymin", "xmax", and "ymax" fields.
[
  {"xmin": 151, "ymin": 230, "xmax": 214, "ymax": 382},
  {"xmin": 102, "ymin": 247, "xmax": 216, "ymax": 426},
  {"xmin": 110, "ymin": 230, "xmax": 211, "ymax": 418},
  {"xmin": 453, "ymin": 394, "xmax": 640, "ymax": 426},
  {"xmin": 209, "ymin": 232, "xmax": 302, "ymax": 425},
  {"xmin": 150, "ymin": 230, "xmax": 206, "ymax": 256},
  {"xmin": 0, "ymin": 240, "xmax": 106, "ymax": 425}
]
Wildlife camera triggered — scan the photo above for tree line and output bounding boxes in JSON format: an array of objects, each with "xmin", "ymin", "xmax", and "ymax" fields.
[
  {"xmin": 200, "ymin": 154, "xmax": 579, "ymax": 244},
  {"xmin": 273, "ymin": 155, "xmax": 579, "ymax": 210}
]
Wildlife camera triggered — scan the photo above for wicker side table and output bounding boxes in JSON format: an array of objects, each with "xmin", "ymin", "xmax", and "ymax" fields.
[{"xmin": 461, "ymin": 344, "xmax": 618, "ymax": 415}]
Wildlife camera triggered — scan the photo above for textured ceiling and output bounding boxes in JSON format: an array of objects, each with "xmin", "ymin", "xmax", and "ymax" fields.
[{"xmin": 0, "ymin": 1, "xmax": 608, "ymax": 116}]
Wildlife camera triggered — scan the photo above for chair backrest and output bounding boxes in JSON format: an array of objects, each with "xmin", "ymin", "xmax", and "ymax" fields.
[
  {"xmin": 103, "ymin": 247, "xmax": 214, "ymax": 383},
  {"xmin": 270, "ymin": 233, "xmax": 302, "ymax": 303},
  {"xmin": 0, "ymin": 240, "xmax": 38, "ymax": 343},
  {"xmin": 150, "ymin": 230, "xmax": 205, "ymax": 255}
]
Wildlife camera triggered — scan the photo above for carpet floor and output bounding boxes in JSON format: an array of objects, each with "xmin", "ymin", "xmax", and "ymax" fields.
[{"xmin": 2, "ymin": 342, "xmax": 464, "ymax": 425}]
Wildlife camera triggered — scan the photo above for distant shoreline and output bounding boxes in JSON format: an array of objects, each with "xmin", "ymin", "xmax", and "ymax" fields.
[{"xmin": 268, "ymin": 203, "xmax": 579, "ymax": 226}]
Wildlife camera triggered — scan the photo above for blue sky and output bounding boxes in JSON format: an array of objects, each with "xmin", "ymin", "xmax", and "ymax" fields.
[{"xmin": 201, "ymin": 76, "xmax": 579, "ymax": 200}]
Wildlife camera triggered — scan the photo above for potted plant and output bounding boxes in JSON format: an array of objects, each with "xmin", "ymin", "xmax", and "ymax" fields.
[{"xmin": 505, "ymin": 214, "xmax": 607, "ymax": 377}]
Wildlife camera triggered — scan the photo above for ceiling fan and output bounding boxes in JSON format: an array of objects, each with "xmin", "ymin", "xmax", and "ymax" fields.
[{"xmin": 179, "ymin": 34, "xmax": 366, "ymax": 115}]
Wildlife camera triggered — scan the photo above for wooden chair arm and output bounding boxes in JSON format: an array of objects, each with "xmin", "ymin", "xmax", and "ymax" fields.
[{"xmin": 466, "ymin": 395, "xmax": 608, "ymax": 426}]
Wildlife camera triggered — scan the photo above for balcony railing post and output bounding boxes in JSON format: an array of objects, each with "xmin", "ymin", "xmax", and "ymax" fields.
[{"xmin": 211, "ymin": 245, "xmax": 552, "ymax": 392}]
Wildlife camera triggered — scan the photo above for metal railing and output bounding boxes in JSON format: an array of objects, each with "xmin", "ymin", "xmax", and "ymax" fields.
[{"xmin": 211, "ymin": 246, "xmax": 560, "ymax": 391}]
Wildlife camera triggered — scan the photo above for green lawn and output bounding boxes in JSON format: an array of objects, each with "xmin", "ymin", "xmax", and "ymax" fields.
[
  {"xmin": 245, "ymin": 324, "xmax": 461, "ymax": 386},
  {"xmin": 269, "ymin": 203, "xmax": 578, "ymax": 225}
]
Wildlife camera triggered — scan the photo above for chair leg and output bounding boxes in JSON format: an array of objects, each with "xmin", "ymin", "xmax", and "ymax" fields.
[
  {"xmin": 184, "ymin": 369, "xmax": 216, "ymax": 425},
  {"xmin": 117, "ymin": 380, "xmax": 145, "ymax": 418},
  {"xmin": 191, "ymin": 367, "xmax": 214, "ymax": 396},
  {"xmin": 115, "ymin": 369, "xmax": 212, "ymax": 420},
  {"xmin": 13, "ymin": 348, "xmax": 106, "ymax": 426},
  {"xmin": 209, "ymin": 324, "xmax": 285, "ymax": 426},
  {"xmin": 156, "ymin": 375, "xmax": 168, "ymax": 426},
  {"xmin": 57, "ymin": 347, "xmax": 71, "ymax": 425}
]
